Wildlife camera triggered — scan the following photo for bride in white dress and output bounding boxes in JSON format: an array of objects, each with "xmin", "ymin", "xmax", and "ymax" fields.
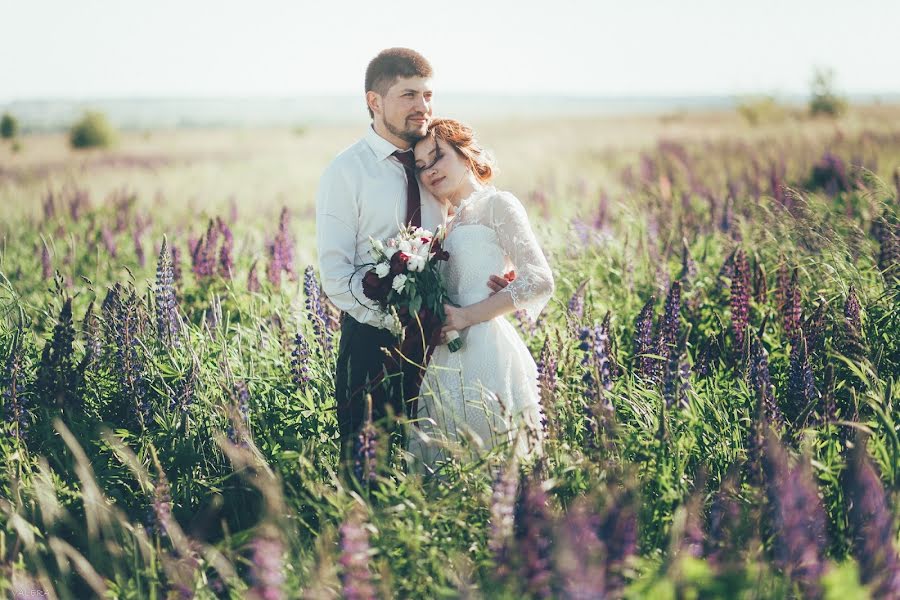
[{"xmin": 407, "ymin": 119, "xmax": 554, "ymax": 474}]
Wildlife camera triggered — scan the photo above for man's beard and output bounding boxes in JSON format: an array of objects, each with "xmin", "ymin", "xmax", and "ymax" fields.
[{"xmin": 385, "ymin": 114, "xmax": 428, "ymax": 144}]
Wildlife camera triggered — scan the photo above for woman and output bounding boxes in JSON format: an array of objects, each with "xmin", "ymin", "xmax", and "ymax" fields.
[{"xmin": 407, "ymin": 118, "xmax": 554, "ymax": 474}]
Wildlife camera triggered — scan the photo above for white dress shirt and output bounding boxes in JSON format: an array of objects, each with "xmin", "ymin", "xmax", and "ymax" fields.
[{"xmin": 316, "ymin": 125, "xmax": 445, "ymax": 328}]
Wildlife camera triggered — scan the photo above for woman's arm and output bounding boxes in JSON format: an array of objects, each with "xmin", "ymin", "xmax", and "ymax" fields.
[
  {"xmin": 441, "ymin": 290, "xmax": 515, "ymax": 336},
  {"xmin": 441, "ymin": 191, "xmax": 553, "ymax": 336}
]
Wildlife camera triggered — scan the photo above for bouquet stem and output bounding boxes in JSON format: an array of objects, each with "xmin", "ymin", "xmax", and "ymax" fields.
[{"xmin": 447, "ymin": 330, "xmax": 462, "ymax": 353}]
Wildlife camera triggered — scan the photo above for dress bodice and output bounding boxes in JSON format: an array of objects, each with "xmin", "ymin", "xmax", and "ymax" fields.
[{"xmin": 439, "ymin": 186, "xmax": 554, "ymax": 320}]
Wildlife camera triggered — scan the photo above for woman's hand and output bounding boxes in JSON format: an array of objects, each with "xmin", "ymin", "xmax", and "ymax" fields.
[{"xmin": 441, "ymin": 304, "xmax": 473, "ymax": 337}]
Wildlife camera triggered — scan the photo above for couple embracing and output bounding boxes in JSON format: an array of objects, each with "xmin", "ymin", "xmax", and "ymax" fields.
[{"xmin": 315, "ymin": 48, "xmax": 554, "ymax": 479}]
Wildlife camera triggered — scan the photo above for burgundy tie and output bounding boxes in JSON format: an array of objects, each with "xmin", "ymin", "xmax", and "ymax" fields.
[{"xmin": 392, "ymin": 150, "xmax": 422, "ymax": 228}]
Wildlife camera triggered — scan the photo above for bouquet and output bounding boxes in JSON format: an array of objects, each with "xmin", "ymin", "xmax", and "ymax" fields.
[{"xmin": 361, "ymin": 224, "xmax": 462, "ymax": 352}]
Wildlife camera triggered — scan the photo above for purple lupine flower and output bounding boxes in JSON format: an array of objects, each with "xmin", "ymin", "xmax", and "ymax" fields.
[
  {"xmin": 217, "ymin": 217, "xmax": 234, "ymax": 280},
  {"xmin": 536, "ymin": 338, "xmax": 557, "ymax": 432},
  {"xmin": 80, "ymin": 300, "xmax": 102, "ymax": 371},
  {"xmin": 40, "ymin": 241, "xmax": 52, "ymax": 280},
  {"xmin": 170, "ymin": 244, "xmax": 182, "ymax": 284},
  {"xmin": 133, "ymin": 228, "xmax": 145, "ymax": 268},
  {"xmin": 265, "ymin": 240, "xmax": 282, "ymax": 289},
  {"xmin": 146, "ymin": 466, "xmax": 172, "ymax": 538},
  {"xmin": 567, "ymin": 284, "xmax": 586, "ymax": 322},
  {"xmin": 514, "ymin": 477, "xmax": 554, "ymax": 599},
  {"xmin": 679, "ymin": 238, "xmax": 698, "ymax": 283},
  {"xmin": 770, "ymin": 161, "xmax": 787, "ymax": 206},
  {"xmin": 762, "ymin": 431, "xmax": 828, "ymax": 597},
  {"xmin": 783, "ymin": 268, "xmax": 803, "ymax": 340},
  {"xmin": 714, "ymin": 249, "xmax": 735, "ymax": 297},
  {"xmin": 842, "ymin": 437, "xmax": 900, "ymax": 598},
  {"xmin": 801, "ymin": 298, "xmax": 828, "ymax": 354},
  {"xmin": 488, "ymin": 456, "xmax": 520, "ymax": 580},
  {"xmin": 339, "ymin": 509, "xmax": 375, "ymax": 600},
  {"xmin": 775, "ymin": 260, "xmax": 790, "ymax": 313},
  {"xmin": 102, "ymin": 285, "xmax": 151, "ymax": 428},
  {"xmin": 809, "ymin": 152, "xmax": 851, "ymax": 195},
  {"xmin": 752, "ymin": 259, "xmax": 768, "ymax": 305},
  {"xmin": 844, "ymin": 285, "xmax": 861, "ymax": 333},
  {"xmin": 678, "ymin": 483, "xmax": 706, "ymax": 560},
  {"xmin": 155, "ymin": 237, "xmax": 181, "ymax": 348},
  {"xmin": 719, "ymin": 196, "xmax": 734, "ymax": 234},
  {"xmin": 170, "ymin": 364, "xmax": 197, "ymax": 415},
  {"xmin": 555, "ymin": 497, "xmax": 606, "ymax": 599},
  {"xmin": 632, "ymin": 296, "xmax": 659, "ymax": 383},
  {"xmin": 67, "ymin": 186, "xmax": 91, "ymax": 220},
  {"xmin": 2, "ymin": 335, "xmax": 28, "ymax": 442},
  {"xmin": 102, "ymin": 225, "xmax": 118, "ymax": 258},
  {"xmin": 267, "ymin": 207, "xmax": 297, "ymax": 283},
  {"xmin": 513, "ymin": 309, "xmax": 538, "ymax": 337},
  {"xmin": 706, "ymin": 471, "xmax": 743, "ymax": 569},
  {"xmin": 597, "ymin": 484, "xmax": 638, "ymax": 596},
  {"xmin": 191, "ymin": 219, "xmax": 220, "ymax": 280},
  {"xmin": 304, "ymin": 266, "xmax": 332, "ymax": 355},
  {"xmin": 226, "ymin": 381, "xmax": 251, "ymax": 446},
  {"xmin": 353, "ymin": 396, "xmax": 377, "ymax": 486},
  {"xmin": 248, "ymin": 527, "xmax": 285, "ymax": 600},
  {"xmin": 659, "ymin": 281, "xmax": 681, "ymax": 356},
  {"xmin": 36, "ymin": 298, "xmax": 80, "ymax": 413},
  {"xmin": 730, "ymin": 249, "xmax": 750, "ymax": 351},
  {"xmin": 42, "ymin": 189, "xmax": 56, "ymax": 221},
  {"xmin": 663, "ymin": 336, "xmax": 689, "ymax": 410},
  {"xmin": 600, "ymin": 311, "xmax": 620, "ymax": 379},
  {"xmin": 247, "ymin": 260, "xmax": 261, "ymax": 293},
  {"xmin": 749, "ymin": 335, "xmax": 783, "ymax": 427},
  {"xmin": 839, "ymin": 286, "xmax": 867, "ymax": 361},
  {"xmin": 291, "ymin": 332, "xmax": 311, "ymax": 390},
  {"xmin": 876, "ymin": 217, "xmax": 899, "ymax": 281},
  {"xmin": 786, "ymin": 331, "xmax": 817, "ymax": 425}
]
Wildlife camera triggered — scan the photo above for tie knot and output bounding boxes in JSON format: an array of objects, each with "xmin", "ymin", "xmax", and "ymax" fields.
[{"xmin": 392, "ymin": 150, "xmax": 415, "ymax": 170}]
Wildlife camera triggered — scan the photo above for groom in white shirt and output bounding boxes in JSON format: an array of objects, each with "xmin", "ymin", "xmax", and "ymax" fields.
[{"xmin": 316, "ymin": 48, "xmax": 508, "ymax": 480}]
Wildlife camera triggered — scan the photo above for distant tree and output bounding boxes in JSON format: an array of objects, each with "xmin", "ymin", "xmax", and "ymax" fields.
[
  {"xmin": 69, "ymin": 111, "xmax": 116, "ymax": 149},
  {"xmin": 0, "ymin": 112, "xmax": 18, "ymax": 139},
  {"xmin": 809, "ymin": 67, "xmax": 847, "ymax": 117}
]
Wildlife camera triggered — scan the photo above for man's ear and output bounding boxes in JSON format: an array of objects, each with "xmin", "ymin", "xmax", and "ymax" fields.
[{"xmin": 366, "ymin": 91, "xmax": 382, "ymax": 116}]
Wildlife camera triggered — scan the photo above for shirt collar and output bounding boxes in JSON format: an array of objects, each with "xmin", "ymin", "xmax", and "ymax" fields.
[{"xmin": 364, "ymin": 124, "xmax": 410, "ymax": 162}]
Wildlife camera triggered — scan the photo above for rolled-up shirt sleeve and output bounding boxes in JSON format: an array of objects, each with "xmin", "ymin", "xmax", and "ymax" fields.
[{"xmin": 315, "ymin": 162, "xmax": 382, "ymax": 327}]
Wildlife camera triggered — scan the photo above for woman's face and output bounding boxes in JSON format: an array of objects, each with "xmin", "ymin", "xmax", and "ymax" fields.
[{"xmin": 413, "ymin": 135, "xmax": 470, "ymax": 201}]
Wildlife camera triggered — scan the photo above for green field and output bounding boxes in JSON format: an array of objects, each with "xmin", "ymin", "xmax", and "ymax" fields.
[{"xmin": 1, "ymin": 105, "xmax": 899, "ymax": 598}]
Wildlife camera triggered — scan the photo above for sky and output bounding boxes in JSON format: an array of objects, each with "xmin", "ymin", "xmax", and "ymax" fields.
[{"xmin": 2, "ymin": 0, "xmax": 899, "ymax": 101}]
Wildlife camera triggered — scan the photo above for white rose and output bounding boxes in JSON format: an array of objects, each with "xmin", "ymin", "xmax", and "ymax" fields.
[
  {"xmin": 375, "ymin": 262, "xmax": 390, "ymax": 278},
  {"xmin": 385, "ymin": 246, "xmax": 398, "ymax": 259},
  {"xmin": 392, "ymin": 273, "xmax": 407, "ymax": 291},
  {"xmin": 372, "ymin": 238, "xmax": 385, "ymax": 253},
  {"xmin": 407, "ymin": 255, "xmax": 425, "ymax": 272},
  {"xmin": 416, "ymin": 242, "xmax": 430, "ymax": 256},
  {"xmin": 399, "ymin": 240, "xmax": 412, "ymax": 253}
]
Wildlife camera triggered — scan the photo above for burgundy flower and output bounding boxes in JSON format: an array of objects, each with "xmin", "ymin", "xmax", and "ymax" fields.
[
  {"xmin": 389, "ymin": 251, "xmax": 410, "ymax": 275},
  {"xmin": 362, "ymin": 270, "xmax": 391, "ymax": 303}
]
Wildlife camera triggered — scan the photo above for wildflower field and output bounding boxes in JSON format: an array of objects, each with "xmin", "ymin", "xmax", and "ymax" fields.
[{"xmin": 1, "ymin": 106, "xmax": 900, "ymax": 599}]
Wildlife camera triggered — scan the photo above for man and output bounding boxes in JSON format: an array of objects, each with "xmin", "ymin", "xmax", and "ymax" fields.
[{"xmin": 315, "ymin": 48, "xmax": 509, "ymax": 479}]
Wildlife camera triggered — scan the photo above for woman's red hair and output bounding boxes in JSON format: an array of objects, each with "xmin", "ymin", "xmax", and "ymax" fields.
[{"xmin": 425, "ymin": 119, "xmax": 494, "ymax": 183}]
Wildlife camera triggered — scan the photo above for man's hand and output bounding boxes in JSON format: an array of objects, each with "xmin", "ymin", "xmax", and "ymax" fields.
[{"xmin": 487, "ymin": 270, "xmax": 516, "ymax": 295}]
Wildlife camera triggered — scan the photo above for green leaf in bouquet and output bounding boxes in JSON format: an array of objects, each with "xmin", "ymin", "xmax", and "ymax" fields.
[{"xmin": 409, "ymin": 293, "xmax": 422, "ymax": 314}]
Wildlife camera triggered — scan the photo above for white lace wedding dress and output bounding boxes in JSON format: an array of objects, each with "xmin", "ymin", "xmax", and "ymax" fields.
[{"xmin": 407, "ymin": 186, "xmax": 554, "ymax": 474}]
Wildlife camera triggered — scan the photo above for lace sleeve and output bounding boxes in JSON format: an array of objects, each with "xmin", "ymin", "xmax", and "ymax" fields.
[{"xmin": 490, "ymin": 191, "xmax": 555, "ymax": 320}]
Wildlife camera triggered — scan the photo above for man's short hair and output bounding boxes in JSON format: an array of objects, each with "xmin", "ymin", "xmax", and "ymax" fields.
[{"xmin": 365, "ymin": 48, "xmax": 433, "ymax": 117}]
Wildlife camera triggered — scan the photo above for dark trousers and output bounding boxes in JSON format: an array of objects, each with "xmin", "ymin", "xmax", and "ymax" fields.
[{"xmin": 335, "ymin": 314, "xmax": 408, "ymax": 478}]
